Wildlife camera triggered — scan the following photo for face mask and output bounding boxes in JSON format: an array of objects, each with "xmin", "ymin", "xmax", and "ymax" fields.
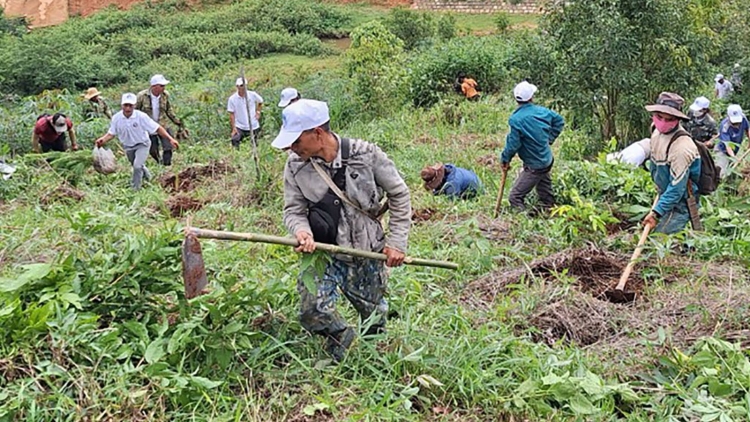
[
  {"xmin": 693, "ymin": 110, "xmax": 706, "ymax": 119},
  {"xmin": 652, "ymin": 114, "xmax": 679, "ymax": 133}
]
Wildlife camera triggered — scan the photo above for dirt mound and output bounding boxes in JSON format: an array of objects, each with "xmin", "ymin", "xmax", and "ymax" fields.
[
  {"xmin": 40, "ymin": 185, "xmax": 85, "ymax": 205},
  {"xmin": 166, "ymin": 194, "xmax": 205, "ymax": 217},
  {"xmin": 477, "ymin": 216, "xmax": 513, "ymax": 242},
  {"xmin": 476, "ymin": 153, "xmax": 500, "ymax": 170},
  {"xmin": 519, "ymin": 272, "xmax": 750, "ymax": 351},
  {"xmin": 412, "ymin": 207, "xmax": 440, "ymax": 223},
  {"xmin": 461, "ymin": 245, "xmax": 640, "ymax": 308},
  {"xmin": 159, "ymin": 160, "xmax": 233, "ymax": 193}
]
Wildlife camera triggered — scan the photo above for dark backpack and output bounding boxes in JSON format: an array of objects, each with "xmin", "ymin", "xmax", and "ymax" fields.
[{"xmin": 665, "ymin": 129, "xmax": 720, "ymax": 195}]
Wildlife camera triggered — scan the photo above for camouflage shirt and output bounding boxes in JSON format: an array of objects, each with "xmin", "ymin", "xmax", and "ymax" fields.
[
  {"xmin": 135, "ymin": 88, "xmax": 183, "ymax": 129},
  {"xmin": 684, "ymin": 111, "xmax": 718, "ymax": 143},
  {"xmin": 84, "ymin": 97, "xmax": 112, "ymax": 120}
]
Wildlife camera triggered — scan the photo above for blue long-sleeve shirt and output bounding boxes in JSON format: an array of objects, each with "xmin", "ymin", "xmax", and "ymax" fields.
[
  {"xmin": 500, "ymin": 103, "xmax": 565, "ymax": 170},
  {"xmin": 433, "ymin": 164, "xmax": 482, "ymax": 199}
]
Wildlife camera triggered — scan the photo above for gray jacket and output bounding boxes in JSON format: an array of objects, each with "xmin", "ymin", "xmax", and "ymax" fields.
[{"xmin": 283, "ymin": 135, "xmax": 411, "ymax": 253}]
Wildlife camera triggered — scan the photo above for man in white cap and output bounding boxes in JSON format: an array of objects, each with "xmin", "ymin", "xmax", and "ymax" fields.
[
  {"xmin": 278, "ymin": 87, "xmax": 300, "ymax": 108},
  {"xmin": 135, "ymin": 74, "xmax": 186, "ymax": 165},
  {"xmin": 274, "ymin": 99, "xmax": 411, "ymax": 362},
  {"xmin": 714, "ymin": 74, "xmax": 733, "ymax": 100},
  {"xmin": 227, "ymin": 78, "xmax": 264, "ymax": 149},
  {"xmin": 82, "ymin": 87, "xmax": 112, "ymax": 120},
  {"xmin": 31, "ymin": 112, "xmax": 79, "ymax": 153},
  {"xmin": 715, "ymin": 104, "xmax": 750, "ymax": 177},
  {"xmin": 684, "ymin": 96, "xmax": 718, "ymax": 146},
  {"xmin": 95, "ymin": 93, "xmax": 179, "ymax": 190},
  {"xmin": 500, "ymin": 81, "xmax": 564, "ymax": 213},
  {"xmin": 642, "ymin": 92, "xmax": 701, "ymax": 233}
]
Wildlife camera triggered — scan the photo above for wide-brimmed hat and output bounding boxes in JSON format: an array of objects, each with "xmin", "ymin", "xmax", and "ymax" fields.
[
  {"xmin": 645, "ymin": 92, "xmax": 688, "ymax": 120},
  {"xmin": 83, "ymin": 87, "xmax": 101, "ymax": 100},
  {"xmin": 420, "ymin": 163, "xmax": 445, "ymax": 191}
]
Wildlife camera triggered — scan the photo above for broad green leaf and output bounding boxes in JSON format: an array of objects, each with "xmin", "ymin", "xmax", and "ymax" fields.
[
  {"xmin": 302, "ymin": 402, "xmax": 329, "ymax": 416},
  {"xmin": 223, "ymin": 321, "xmax": 244, "ymax": 334},
  {"xmin": 542, "ymin": 372, "xmax": 564, "ymax": 386},
  {"xmin": 144, "ymin": 339, "xmax": 165, "ymax": 364},
  {"xmin": 568, "ymin": 393, "xmax": 598, "ymax": 415},
  {"xmin": 123, "ymin": 321, "xmax": 149, "ymax": 343},
  {"xmin": 190, "ymin": 376, "xmax": 223, "ymax": 389},
  {"xmin": 708, "ymin": 379, "xmax": 734, "ymax": 397},
  {"xmin": 516, "ymin": 378, "xmax": 536, "ymax": 396},
  {"xmin": 579, "ymin": 371, "xmax": 606, "ymax": 397},
  {"xmin": 0, "ymin": 263, "xmax": 52, "ymax": 293}
]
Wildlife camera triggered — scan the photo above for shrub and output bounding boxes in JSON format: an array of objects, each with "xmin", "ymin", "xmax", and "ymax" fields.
[
  {"xmin": 384, "ymin": 8, "xmax": 435, "ymax": 50},
  {"xmin": 345, "ymin": 21, "xmax": 407, "ymax": 117},
  {"xmin": 407, "ymin": 36, "xmax": 512, "ymax": 107}
]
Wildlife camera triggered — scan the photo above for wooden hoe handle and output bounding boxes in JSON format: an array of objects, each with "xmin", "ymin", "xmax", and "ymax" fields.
[
  {"xmin": 188, "ymin": 227, "xmax": 459, "ymax": 270},
  {"xmin": 615, "ymin": 223, "xmax": 652, "ymax": 291}
]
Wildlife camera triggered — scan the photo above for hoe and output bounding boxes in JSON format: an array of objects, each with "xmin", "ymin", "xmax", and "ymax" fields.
[{"xmin": 182, "ymin": 227, "xmax": 458, "ymax": 299}]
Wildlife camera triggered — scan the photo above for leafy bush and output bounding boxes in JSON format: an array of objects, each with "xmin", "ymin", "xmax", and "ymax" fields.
[
  {"xmin": 407, "ymin": 36, "xmax": 512, "ymax": 107},
  {"xmin": 495, "ymin": 12, "xmax": 511, "ymax": 33},
  {"xmin": 0, "ymin": 0, "xmax": 345, "ymax": 95},
  {"xmin": 345, "ymin": 21, "xmax": 407, "ymax": 117},
  {"xmin": 541, "ymin": 0, "xmax": 713, "ymax": 145},
  {"xmin": 384, "ymin": 8, "xmax": 435, "ymax": 50}
]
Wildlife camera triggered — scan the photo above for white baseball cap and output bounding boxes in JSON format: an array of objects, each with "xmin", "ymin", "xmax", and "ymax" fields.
[
  {"xmin": 272, "ymin": 99, "xmax": 330, "ymax": 149},
  {"xmin": 150, "ymin": 74, "xmax": 170, "ymax": 86},
  {"xmin": 513, "ymin": 81, "xmax": 537, "ymax": 102},
  {"xmin": 121, "ymin": 93, "xmax": 137, "ymax": 105},
  {"xmin": 235, "ymin": 78, "xmax": 247, "ymax": 86},
  {"xmin": 715, "ymin": 73, "xmax": 724, "ymax": 82},
  {"xmin": 52, "ymin": 114, "xmax": 68, "ymax": 133},
  {"xmin": 727, "ymin": 104, "xmax": 744, "ymax": 124},
  {"xmin": 689, "ymin": 96, "xmax": 710, "ymax": 112},
  {"xmin": 278, "ymin": 87, "xmax": 299, "ymax": 107}
]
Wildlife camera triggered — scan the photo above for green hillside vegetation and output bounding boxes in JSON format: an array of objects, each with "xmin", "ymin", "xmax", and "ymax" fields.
[{"xmin": 2, "ymin": 0, "xmax": 750, "ymax": 420}]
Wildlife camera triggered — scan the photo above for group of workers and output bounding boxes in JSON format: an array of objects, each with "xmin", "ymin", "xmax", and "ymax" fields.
[{"xmin": 25, "ymin": 69, "xmax": 747, "ymax": 362}]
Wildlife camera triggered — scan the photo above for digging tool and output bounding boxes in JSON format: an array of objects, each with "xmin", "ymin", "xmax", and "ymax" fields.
[
  {"xmin": 182, "ymin": 227, "xmax": 459, "ymax": 298},
  {"xmin": 493, "ymin": 167, "xmax": 508, "ymax": 218},
  {"xmin": 605, "ymin": 195, "xmax": 659, "ymax": 303},
  {"xmin": 239, "ymin": 65, "xmax": 261, "ymax": 180},
  {"xmin": 605, "ymin": 222, "xmax": 653, "ymax": 303}
]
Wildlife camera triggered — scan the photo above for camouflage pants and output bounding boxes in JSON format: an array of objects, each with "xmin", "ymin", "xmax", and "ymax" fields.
[{"xmin": 297, "ymin": 257, "xmax": 388, "ymax": 339}]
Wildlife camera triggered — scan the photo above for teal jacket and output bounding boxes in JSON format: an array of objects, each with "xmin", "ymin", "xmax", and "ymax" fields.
[{"xmin": 500, "ymin": 103, "xmax": 565, "ymax": 170}]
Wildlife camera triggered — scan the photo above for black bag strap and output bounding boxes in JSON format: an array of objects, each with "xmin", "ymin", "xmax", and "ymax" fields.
[{"xmin": 665, "ymin": 129, "xmax": 691, "ymax": 159}]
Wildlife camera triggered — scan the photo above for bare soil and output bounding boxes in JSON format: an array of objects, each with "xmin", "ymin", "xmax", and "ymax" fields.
[
  {"xmin": 159, "ymin": 160, "xmax": 234, "ymax": 193},
  {"xmin": 40, "ymin": 185, "xmax": 85, "ymax": 205},
  {"xmin": 166, "ymin": 194, "xmax": 204, "ymax": 217},
  {"xmin": 462, "ymin": 247, "xmax": 750, "ymax": 374},
  {"xmin": 462, "ymin": 245, "xmax": 641, "ymax": 308},
  {"xmin": 412, "ymin": 207, "xmax": 440, "ymax": 223}
]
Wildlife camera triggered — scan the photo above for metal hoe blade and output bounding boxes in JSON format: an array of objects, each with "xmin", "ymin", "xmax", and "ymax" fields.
[{"xmin": 182, "ymin": 232, "xmax": 209, "ymax": 299}]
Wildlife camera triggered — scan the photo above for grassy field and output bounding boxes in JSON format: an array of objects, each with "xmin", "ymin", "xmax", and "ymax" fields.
[{"xmin": 2, "ymin": 2, "xmax": 750, "ymax": 421}]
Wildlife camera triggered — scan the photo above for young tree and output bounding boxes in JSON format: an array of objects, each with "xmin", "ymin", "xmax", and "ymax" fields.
[{"xmin": 541, "ymin": 0, "xmax": 712, "ymax": 145}]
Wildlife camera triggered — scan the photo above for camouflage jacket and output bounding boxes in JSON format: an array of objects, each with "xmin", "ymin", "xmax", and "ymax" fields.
[
  {"xmin": 135, "ymin": 89, "xmax": 183, "ymax": 129},
  {"xmin": 684, "ymin": 112, "xmax": 718, "ymax": 143},
  {"xmin": 283, "ymin": 134, "xmax": 411, "ymax": 254},
  {"xmin": 84, "ymin": 97, "xmax": 112, "ymax": 120}
]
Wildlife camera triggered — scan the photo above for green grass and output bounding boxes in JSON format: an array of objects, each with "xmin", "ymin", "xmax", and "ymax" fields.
[{"xmin": 2, "ymin": 3, "xmax": 750, "ymax": 421}]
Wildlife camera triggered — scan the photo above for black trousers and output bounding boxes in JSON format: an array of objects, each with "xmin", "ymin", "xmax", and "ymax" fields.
[
  {"xmin": 41, "ymin": 133, "xmax": 67, "ymax": 152},
  {"xmin": 508, "ymin": 164, "xmax": 555, "ymax": 211},
  {"xmin": 149, "ymin": 128, "xmax": 173, "ymax": 166}
]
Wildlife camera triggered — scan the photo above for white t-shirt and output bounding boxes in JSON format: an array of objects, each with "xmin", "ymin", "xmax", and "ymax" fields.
[
  {"xmin": 150, "ymin": 94, "xmax": 160, "ymax": 121},
  {"xmin": 109, "ymin": 110, "xmax": 160, "ymax": 148},
  {"xmin": 715, "ymin": 80, "xmax": 733, "ymax": 99},
  {"xmin": 227, "ymin": 91, "xmax": 263, "ymax": 131}
]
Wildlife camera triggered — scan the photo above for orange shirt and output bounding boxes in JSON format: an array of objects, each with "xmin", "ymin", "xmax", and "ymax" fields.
[{"xmin": 461, "ymin": 78, "xmax": 479, "ymax": 99}]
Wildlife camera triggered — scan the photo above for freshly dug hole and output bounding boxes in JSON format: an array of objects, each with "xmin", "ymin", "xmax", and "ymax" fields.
[
  {"xmin": 166, "ymin": 194, "xmax": 204, "ymax": 217},
  {"xmin": 159, "ymin": 160, "xmax": 234, "ymax": 193},
  {"xmin": 461, "ymin": 245, "xmax": 641, "ymax": 309}
]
